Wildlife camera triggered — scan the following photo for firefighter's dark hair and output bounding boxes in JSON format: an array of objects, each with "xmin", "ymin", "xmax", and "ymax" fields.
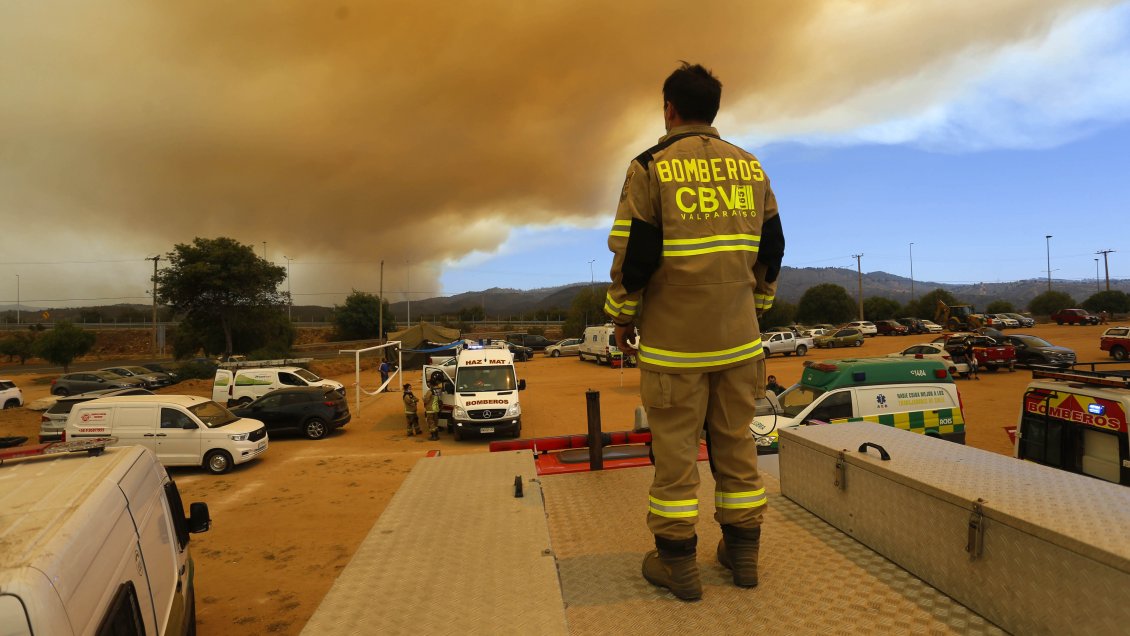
[{"xmin": 662, "ymin": 62, "xmax": 722, "ymax": 124}]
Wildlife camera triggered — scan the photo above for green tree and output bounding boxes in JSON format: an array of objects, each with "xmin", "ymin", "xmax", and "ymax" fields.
[
  {"xmin": 1082, "ymin": 290, "xmax": 1130, "ymax": 315},
  {"xmin": 796, "ymin": 284, "xmax": 856, "ymax": 325},
  {"xmin": 985, "ymin": 300, "xmax": 1015, "ymax": 314},
  {"xmin": 458, "ymin": 305, "xmax": 485, "ymax": 322},
  {"xmin": 334, "ymin": 291, "xmax": 397, "ymax": 340},
  {"xmin": 760, "ymin": 300, "xmax": 796, "ymax": 331},
  {"xmin": 904, "ymin": 288, "xmax": 960, "ymax": 320},
  {"xmin": 33, "ymin": 322, "xmax": 95, "ymax": 371},
  {"xmin": 863, "ymin": 297, "xmax": 901, "ymax": 321},
  {"xmin": 1028, "ymin": 290, "xmax": 1075, "ymax": 316},
  {"xmin": 563, "ymin": 287, "xmax": 607, "ymax": 337},
  {"xmin": 171, "ymin": 306, "xmax": 296, "ymax": 360},
  {"xmin": 0, "ymin": 331, "xmax": 36, "ymax": 364},
  {"xmin": 156, "ymin": 237, "xmax": 288, "ymax": 357}
]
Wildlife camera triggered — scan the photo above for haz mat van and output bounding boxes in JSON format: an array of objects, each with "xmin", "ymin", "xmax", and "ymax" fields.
[
  {"xmin": 750, "ymin": 357, "xmax": 965, "ymax": 451},
  {"xmin": 423, "ymin": 346, "xmax": 526, "ymax": 441},
  {"xmin": 0, "ymin": 445, "xmax": 211, "ymax": 635},
  {"xmin": 1016, "ymin": 364, "xmax": 1130, "ymax": 486}
]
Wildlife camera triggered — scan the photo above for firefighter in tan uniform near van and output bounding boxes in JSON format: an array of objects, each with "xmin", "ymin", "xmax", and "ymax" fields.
[{"xmin": 607, "ymin": 63, "xmax": 785, "ymax": 601}]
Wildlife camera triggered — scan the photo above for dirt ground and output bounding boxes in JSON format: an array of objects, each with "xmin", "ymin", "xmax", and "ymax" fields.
[{"xmin": 0, "ymin": 323, "xmax": 1117, "ymax": 634}]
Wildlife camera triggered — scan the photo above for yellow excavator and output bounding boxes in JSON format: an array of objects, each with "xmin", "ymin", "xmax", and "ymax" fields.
[{"xmin": 935, "ymin": 300, "xmax": 985, "ymax": 332}]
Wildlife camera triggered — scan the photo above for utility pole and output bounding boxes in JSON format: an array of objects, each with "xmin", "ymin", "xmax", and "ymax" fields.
[
  {"xmin": 1097, "ymin": 249, "xmax": 1115, "ymax": 291},
  {"xmin": 146, "ymin": 256, "xmax": 161, "ymax": 356},
  {"xmin": 284, "ymin": 256, "xmax": 294, "ymax": 321},
  {"xmin": 1045, "ymin": 235, "xmax": 1053, "ymax": 292},
  {"xmin": 262, "ymin": 241, "xmax": 267, "ymax": 260},
  {"xmin": 853, "ymin": 254, "xmax": 864, "ymax": 320},
  {"xmin": 14, "ymin": 274, "xmax": 19, "ymax": 325},
  {"xmin": 378, "ymin": 260, "xmax": 384, "ymax": 341},
  {"xmin": 909, "ymin": 242, "xmax": 915, "ymax": 301},
  {"xmin": 406, "ymin": 261, "xmax": 411, "ymax": 326}
]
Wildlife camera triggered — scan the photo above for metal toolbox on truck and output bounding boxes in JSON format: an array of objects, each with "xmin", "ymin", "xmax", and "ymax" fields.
[{"xmin": 779, "ymin": 422, "xmax": 1130, "ymax": 636}]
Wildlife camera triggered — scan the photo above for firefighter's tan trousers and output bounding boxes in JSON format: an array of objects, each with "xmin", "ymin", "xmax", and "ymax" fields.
[{"xmin": 642, "ymin": 358, "xmax": 767, "ymax": 541}]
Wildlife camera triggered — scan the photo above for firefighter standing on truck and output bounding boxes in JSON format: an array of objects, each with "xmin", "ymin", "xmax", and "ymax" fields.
[
  {"xmin": 606, "ymin": 62, "xmax": 785, "ymax": 601},
  {"xmin": 402, "ymin": 383, "xmax": 422, "ymax": 437}
]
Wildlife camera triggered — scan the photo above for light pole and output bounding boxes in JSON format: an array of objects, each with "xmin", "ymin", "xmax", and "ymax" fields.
[
  {"xmin": 15, "ymin": 274, "xmax": 19, "ymax": 325},
  {"xmin": 284, "ymin": 256, "xmax": 294, "ymax": 321},
  {"xmin": 406, "ymin": 261, "xmax": 411, "ymax": 325},
  {"xmin": 1045, "ymin": 235, "xmax": 1053, "ymax": 292},
  {"xmin": 1096, "ymin": 258, "xmax": 1101, "ymax": 292},
  {"xmin": 852, "ymin": 254, "xmax": 864, "ymax": 320},
  {"xmin": 909, "ymin": 242, "xmax": 915, "ymax": 301},
  {"xmin": 587, "ymin": 259, "xmax": 596, "ymax": 328}
]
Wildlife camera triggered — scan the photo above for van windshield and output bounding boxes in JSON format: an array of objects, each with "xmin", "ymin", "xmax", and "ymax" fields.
[
  {"xmin": 295, "ymin": 369, "xmax": 321, "ymax": 382},
  {"xmin": 189, "ymin": 401, "xmax": 240, "ymax": 428},
  {"xmin": 777, "ymin": 385, "xmax": 825, "ymax": 418},
  {"xmin": 456, "ymin": 366, "xmax": 517, "ymax": 393}
]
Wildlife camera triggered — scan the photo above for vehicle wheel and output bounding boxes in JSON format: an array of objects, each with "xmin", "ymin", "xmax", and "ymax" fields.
[
  {"xmin": 1056, "ymin": 321, "xmax": 1064, "ymax": 325},
  {"xmin": 303, "ymin": 417, "xmax": 328, "ymax": 440},
  {"xmin": 453, "ymin": 427, "xmax": 463, "ymax": 441},
  {"xmin": 3, "ymin": 399, "xmax": 19, "ymax": 409},
  {"xmin": 53, "ymin": 387, "xmax": 70, "ymax": 397},
  {"xmin": 236, "ymin": 397, "xmax": 253, "ymax": 406},
  {"xmin": 1113, "ymin": 346, "xmax": 1128, "ymax": 361},
  {"xmin": 796, "ymin": 345, "xmax": 808, "ymax": 356},
  {"xmin": 854, "ymin": 339, "xmax": 864, "ymax": 347},
  {"xmin": 551, "ymin": 350, "xmax": 560, "ymax": 358},
  {"xmin": 512, "ymin": 423, "xmax": 522, "ymax": 438},
  {"xmin": 204, "ymin": 450, "xmax": 233, "ymax": 475}
]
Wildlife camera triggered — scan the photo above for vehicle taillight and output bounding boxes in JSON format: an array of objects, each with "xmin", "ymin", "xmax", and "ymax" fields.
[
  {"xmin": 61, "ymin": 429, "xmax": 66, "ymax": 442},
  {"xmin": 933, "ymin": 369, "xmax": 948, "ymax": 379},
  {"xmin": 323, "ymin": 401, "xmax": 336, "ymax": 407},
  {"xmin": 51, "ymin": 379, "xmax": 56, "ymax": 386}
]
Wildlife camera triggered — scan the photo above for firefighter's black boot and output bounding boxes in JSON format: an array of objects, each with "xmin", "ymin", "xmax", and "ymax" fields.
[
  {"xmin": 717, "ymin": 524, "xmax": 760, "ymax": 588},
  {"xmin": 642, "ymin": 535, "xmax": 702, "ymax": 601}
]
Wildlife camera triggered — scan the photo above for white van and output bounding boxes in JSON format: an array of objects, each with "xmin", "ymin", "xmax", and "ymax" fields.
[
  {"xmin": 212, "ymin": 365, "xmax": 344, "ymax": 406},
  {"xmin": 751, "ymin": 358, "xmax": 966, "ymax": 452},
  {"xmin": 0, "ymin": 445, "xmax": 211, "ymax": 635},
  {"xmin": 66, "ymin": 395, "xmax": 269, "ymax": 474},
  {"xmin": 423, "ymin": 346, "xmax": 526, "ymax": 440},
  {"xmin": 579, "ymin": 324, "xmax": 619, "ymax": 364}
]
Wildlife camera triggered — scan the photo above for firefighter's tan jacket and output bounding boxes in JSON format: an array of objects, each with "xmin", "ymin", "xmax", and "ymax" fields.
[{"xmin": 606, "ymin": 124, "xmax": 784, "ymax": 373}]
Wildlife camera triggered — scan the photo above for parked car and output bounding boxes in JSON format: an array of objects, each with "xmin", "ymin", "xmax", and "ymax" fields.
[
  {"xmin": 100, "ymin": 365, "xmax": 175, "ymax": 388},
  {"xmin": 985, "ymin": 314, "xmax": 1019, "ymax": 329},
  {"xmin": 814, "ymin": 328, "xmax": 865, "ymax": 348},
  {"xmin": 142, "ymin": 362, "xmax": 182, "ymax": 383},
  {"xmin": 942, "ymin": 335, "xmax": 1017, "ymax": 372},
  {"xmin": 506, "ymin": 333, "xmax": 555, "ymax": 351},
  {"xmin": 799, "ymin": 327, "xmax": 829, "ymax": 338},
  {"xmin": 1, "ymin": 379, "xmax": 23, "ymax": 409},
  {"xmin": 874, "ymin": 320, "xmax": 909, "ymax": 336},
  {"xmin": 1099, "ymin": 326, "xmax": 1130, "ymax": 361},
  {"xmin": 50, "ymin": 371, "xmax": 143, "ymax": 396},
  {"xmin": 503, "ymin": 341, "xmax": 534, "ymax": 362},
  {"xmin": 886, "ymin": 343, "xmax": 968, "ymax": 376},
  {"xmin": 896, "ymin": 317, "xmax": 929, "ymax": 334},
  {"xmin": 999, "ymin": 334, "xmax": 1076, "ymax": 368},
  {"xmin": 1002, "ymin": 312, "xmax": 1036, "ymax": 328},
  {"xmin": 845, "ymin": 321, "xmax": 878, "ymax": 337},
  {"xmin": 39, "ymin": 387, "xmax": 155, "ymax": 442},
  {"xmin": 230, "ymin": 386, "xmax": 350, "ymax": 440},
  {"xmin": 544, "ymin": 337, "xmax": 583, "ymax": 357},
  {"xmin": 1050, "ymin": 308, "xmax": 1100, "ymax": 325},
  {"xmin": 920, "ymin": 320, "xmax": 944, "ymax": 333}
]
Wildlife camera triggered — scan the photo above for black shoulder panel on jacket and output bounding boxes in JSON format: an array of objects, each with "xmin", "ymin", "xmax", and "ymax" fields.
[
  {"xmin": 622, "ymin": 218, "xmax": 662, "ymax": 294},
  {"xmin": 631, "ymin": 131, "xmax": 716, "ymax": 169},
  {"xmin": 757, "ymin": 215, "xmax": 785, "ymax": 284}
]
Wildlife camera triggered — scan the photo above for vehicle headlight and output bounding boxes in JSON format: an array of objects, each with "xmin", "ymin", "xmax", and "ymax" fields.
[
  {"xmin": 454, "ymin": 407, "xmax": 468, "ymax": 419},
  {"xmin": 507, "ymin": 403, "xmax": 520, "ymax": 417},
  {"xmin": 229, "ymin": 432, "xmax": 250, "ymax": 441}
]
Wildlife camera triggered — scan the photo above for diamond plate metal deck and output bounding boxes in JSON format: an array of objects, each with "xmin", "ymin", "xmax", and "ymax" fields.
[
  {"xmin": 301, "ymin": 450, "xmax": 566, "ymax": 635},
  {"xmin": 542, "ymin": 463, "xmax": 1004, "ymax": 635}
]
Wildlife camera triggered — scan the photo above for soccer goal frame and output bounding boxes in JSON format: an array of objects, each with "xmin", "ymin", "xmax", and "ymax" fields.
[{"xmin": 339, "ymin": 341, "xmax": 402, "ymax": 414}]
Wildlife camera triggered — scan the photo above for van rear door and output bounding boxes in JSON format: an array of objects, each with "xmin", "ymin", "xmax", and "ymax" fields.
[{"xmin": 212, "ymin": 369, "xmax": 234, "ymax": 404}]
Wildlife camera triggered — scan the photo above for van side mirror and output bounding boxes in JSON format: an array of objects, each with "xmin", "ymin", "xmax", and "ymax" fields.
[
  {"xmin": 518, "ymin": 379, "xmax": 527, "ymax": 391},
  {"xmin": 188, "ymin": 502, "xmax": 211, "ymax": 533}
]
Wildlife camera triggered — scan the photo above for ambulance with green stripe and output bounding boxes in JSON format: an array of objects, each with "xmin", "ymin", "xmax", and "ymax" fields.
[{"xmin": 750, "ymin": 358, "xmax": 965, "ymax": 451}]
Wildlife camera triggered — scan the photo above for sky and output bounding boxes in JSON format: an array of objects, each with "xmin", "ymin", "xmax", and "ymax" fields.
[{"xmin": 1, "ymin": 0, "xmax": 1128, "ymax": 310}]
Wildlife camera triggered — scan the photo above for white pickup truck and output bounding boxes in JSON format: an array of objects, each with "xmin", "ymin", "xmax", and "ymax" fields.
[{"xmin": 762, "ymin": 331, "xmax": 813, "ymax": 357}]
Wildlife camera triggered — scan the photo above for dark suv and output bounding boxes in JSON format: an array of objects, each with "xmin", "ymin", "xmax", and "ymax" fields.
[
  {"xmin": 506, "ymin": 333, "xmax": 554, "ymax": 351},
  {"xmin": 230, "ymin": 386, "xmax": 351, "ymax": 440},
  {"xmin": 1050, "ymin": 308, "xmax": 1100, "ymax": 325}
]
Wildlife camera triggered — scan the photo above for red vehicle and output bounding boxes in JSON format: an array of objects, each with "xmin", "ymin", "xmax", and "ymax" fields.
[
  {"xmin": 874, "ymin": 319, "xmax": 909, "ymax": 336},
  {"xmin": 1101, "ymin": 326, "xmax": 1130, "ymax": 361},
  {"xmin": 1051, "ymin": 308, "xmax": 1100, "ymax": 325},
  {"xmin": 941, "ymin": 334, "xmax": 1017, "ymax": 372}
]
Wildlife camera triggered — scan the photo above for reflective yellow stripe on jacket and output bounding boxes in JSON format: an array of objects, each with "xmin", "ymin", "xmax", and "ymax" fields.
[
  {"xmin": 663, "ymin": 233, "xmax": 760, "ymax": 257},
  {"xmin": 609, "ymin": 219, "xmax": 631, "ymax": 239},
  {"xmin": 638, "ymin": 338, "xmax": 762, "ymax": 369},
  {"xmin": 754, "ymin": 293, "xmax": 774, "ymax": 311},
  {"xmin": 715, "ymin": 489, "xmax": 767, "ymax": 510},
  {"xmin": 648, "ymin": 496, "xmax": 699, "ymax": 519},
  {"xmin": 604, "ymin": 293, "xmax": 638, "ymax": 319}
]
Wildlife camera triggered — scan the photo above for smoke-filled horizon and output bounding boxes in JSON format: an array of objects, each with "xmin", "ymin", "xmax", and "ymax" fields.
[{"xmin": 1, "ymin": 1, "xmax": 1124, "ymax": 307}]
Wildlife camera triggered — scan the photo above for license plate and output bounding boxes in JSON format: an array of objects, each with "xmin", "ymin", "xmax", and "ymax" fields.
[{"xmin": 480, "ymin": 427, "xmax": 495, "ymax": 434}]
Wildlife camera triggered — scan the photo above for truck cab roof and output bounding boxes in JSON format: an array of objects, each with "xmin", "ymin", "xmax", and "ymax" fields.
[{"xmin": 801, "ymin": 358, "xmax": 954, "ymax": 391}]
